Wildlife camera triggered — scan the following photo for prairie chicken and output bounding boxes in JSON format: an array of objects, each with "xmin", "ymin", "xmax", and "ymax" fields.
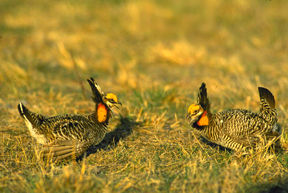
[
  {"xmin": 17, "ymin": 78, "xmax": 121, "ymax": 161},
  {"xmin": 186, "ymin": 83, "xmax": 281, "ymax": 152}
]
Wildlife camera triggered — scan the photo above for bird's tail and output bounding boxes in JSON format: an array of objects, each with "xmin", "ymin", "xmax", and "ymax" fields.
[
  {"xmin": 17, "ymin": 103, "xmax": 44, "ymax": 127},
  {"xmin": 258, "ymin": 87, "xmax": 275, "ymax": 109},
  {"xmin": 258, "ymin": 87, "xmax": 276, "ymax": 109},
  {"xmin": 258, "ymin": 87, "xmax": 278, "ymax": 125},
  {"xmin": 18, "ymin": 102, "xmax": 28, "ymax": 118}
]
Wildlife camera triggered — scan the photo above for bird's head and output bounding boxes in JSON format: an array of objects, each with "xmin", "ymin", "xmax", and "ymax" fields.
[
  {"xmin": 87, "ymin": 78, "xmax": 121, "ymax": 123},
  {"xmin": 186, "ymin": 104, "xmax": 209, "ymax": 128},
  {"xmin": 104, "ymin": 93, "xmax": 122, "ymax": 109}
]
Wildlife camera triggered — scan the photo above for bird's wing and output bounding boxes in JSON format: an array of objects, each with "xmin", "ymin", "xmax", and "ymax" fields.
[
  {"xmin": 46, "ymin": 115, "xmax": 93, "ymax": 140},
  {"xmin": 40, "ymin": 115, "xmax": 101, "ymax": 161},
  {"xmin": 218, "ymin": 110, "xmax": 260, "ymax": 136},
  {"xmin": 40, "ymin": 139, "xmax": 89, "ymax": 161}
]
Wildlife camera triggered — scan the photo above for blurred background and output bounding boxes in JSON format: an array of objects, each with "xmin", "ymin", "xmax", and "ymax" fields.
[
  {"xmin": 1, "ymin": 0, "xmax": 288, "ymax": 192},
  {"xmin": 1, "ymin": 0, "xmax": 287, "ymax": 97}
]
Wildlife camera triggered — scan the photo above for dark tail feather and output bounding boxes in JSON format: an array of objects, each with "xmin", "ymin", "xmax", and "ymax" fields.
[
  {"xmin": 258, "ymin": 87, "xmax": 275, "ymax": 109},
  {"xmin": 87, "ymin": 77, "xmax": 104, "ymax": 103},
  {"xmin": 17, "ymin": 103, "xmax": 44, "ymax": 127},
  {"xmin": 198, "ymin": 82, "xmax": 210, "ymax": 112},
  {"xmin": 18, "ymin": 103, "xmax": 29, "ymax": 118}
]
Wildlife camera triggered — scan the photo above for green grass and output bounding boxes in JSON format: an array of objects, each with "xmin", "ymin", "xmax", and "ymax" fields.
[{"xmin": 1, "ymin": 0, "xmax": 288, "ymax": 192}]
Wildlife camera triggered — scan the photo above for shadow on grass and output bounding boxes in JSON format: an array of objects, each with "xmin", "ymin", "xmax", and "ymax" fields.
[
  {"xmin": 78, "ymin": 116, "xmax": 141, "ymax": 160},
  {"xmin": 247, "ymin": 180, "xmax": 288, "ymax": 193}
]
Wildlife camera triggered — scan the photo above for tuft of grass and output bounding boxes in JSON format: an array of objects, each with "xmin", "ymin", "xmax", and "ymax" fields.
[{"xmin": 1, "ymin": 0, "xmax": 288, "ymax": 192}]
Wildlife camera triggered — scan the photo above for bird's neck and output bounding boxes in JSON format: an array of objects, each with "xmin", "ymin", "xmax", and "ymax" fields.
[{"xmin": 88, "ymin": 111, "xmax": 110, "ymax": 126}]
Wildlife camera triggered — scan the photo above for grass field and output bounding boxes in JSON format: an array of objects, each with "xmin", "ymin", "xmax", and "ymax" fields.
[{"xmin": 1, "ymin": 0, "xmax": 288, "ymax": 192}]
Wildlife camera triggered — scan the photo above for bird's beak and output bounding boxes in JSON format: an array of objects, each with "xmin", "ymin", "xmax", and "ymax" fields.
[{"xmin": 115, "ymin": 102, "xmax": 122, "ymax": 109}]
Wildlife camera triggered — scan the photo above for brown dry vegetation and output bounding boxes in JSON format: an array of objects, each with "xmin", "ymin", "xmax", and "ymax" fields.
[{"xmin": 1, "ymin": 0, "xmax": 288, "ymax": 192}]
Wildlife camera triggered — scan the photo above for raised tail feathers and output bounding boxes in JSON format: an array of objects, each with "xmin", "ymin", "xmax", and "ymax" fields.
[
  {"xmin": 258, "ymin": 87, "xmax": 275, "ymax": 109},
  {"xmin": 18, "ymin": 102, "xmax": 29, "ymax": 118},
  {"xmin": 17, "ymin": 103, "xmax": 45, "ymax": 128}
]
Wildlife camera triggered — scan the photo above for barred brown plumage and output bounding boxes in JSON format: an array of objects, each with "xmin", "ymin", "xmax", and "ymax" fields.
[
  {"xmin": 186, "ymin": 83, "xmax": 282, "ymax": 152},
  {"xmin": 17, "ymin": 77, "xmax": 121, "ymax": 161}
]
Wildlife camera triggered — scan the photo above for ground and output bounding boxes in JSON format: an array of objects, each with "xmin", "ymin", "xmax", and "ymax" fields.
[{"xmin": 1, "ymin": 0, "xmax": 288, "ymax": 192}]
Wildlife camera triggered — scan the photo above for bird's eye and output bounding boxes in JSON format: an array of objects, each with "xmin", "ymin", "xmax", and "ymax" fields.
[
  {"xmin": 109, "ymin": 99, "xmax": 116, "ymax": 103},
  {"xmin": 193, "ymin": 110, "xmax": 199, "ymax": 114}
]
